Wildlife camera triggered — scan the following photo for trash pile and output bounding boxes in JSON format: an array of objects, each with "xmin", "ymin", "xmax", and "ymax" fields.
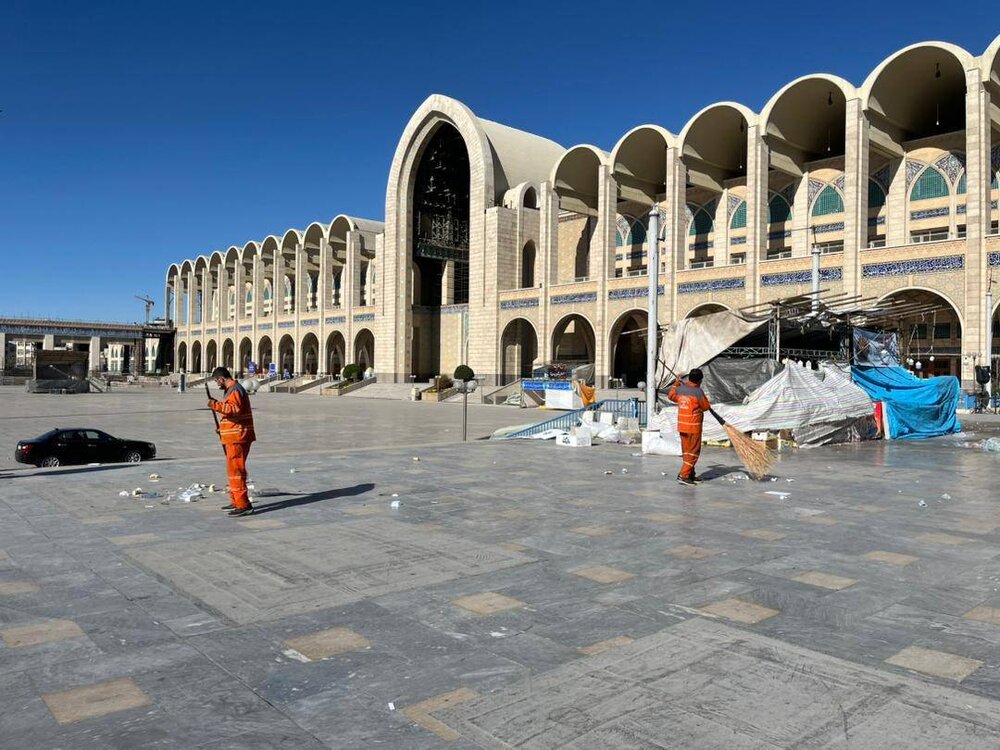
[{"xmin": 117, "ymin": 478, "xmax": 227, "ymax": 506}]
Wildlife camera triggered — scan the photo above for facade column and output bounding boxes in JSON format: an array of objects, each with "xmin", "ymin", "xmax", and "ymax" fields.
[
  {"xmin": 318, "ymin": 239, "xmax": 330, "ymax": 375},
  {"xmin": 964, "ymin": 70, "xmax": 990, "ymax": 388},
  {"xmin": 187, "ymin": 271, "xmax": 197, "ymax": 328},
  {"xmin": 885, "ymin": 157, "xmax": 907, "ymax": 248},
  {"xmin": 201, "ymin": 266, "xmax": 211, "ymax": 326},
  {"xmin": 0, "ymin": 332, "xmax": 6, "ymax": 375},
  {"xmin": 89, "ymin": 336, "xmax": 101, "ymax": 374},
  {"xmin": 842, "ymin": 99, "xmax": 868, "ymax": 297},
  {"xmin": 745, "ymin": 123, "xmax": 769, "ymax": 306},
  {"xmin": 43, "ymin": 334, "xmax": 55, "ymax": 350},
  {"xmin": 594, "ymin": 164, "xmax": 616, "ymax": 386}
]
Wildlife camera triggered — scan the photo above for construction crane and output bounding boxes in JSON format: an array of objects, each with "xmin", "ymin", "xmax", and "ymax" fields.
[{"xmin": 135, "ymin": 295, "xmax": 155, "ymax": 324}]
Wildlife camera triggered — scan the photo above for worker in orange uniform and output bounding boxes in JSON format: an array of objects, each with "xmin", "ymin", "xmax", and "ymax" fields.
[
  {"xmin": 207, "ymin": 367, "xmax": 257, "ymax": 516},
  {"xmin": 667, "ymin": 367, "xmax": 710, "ymax": 486}
]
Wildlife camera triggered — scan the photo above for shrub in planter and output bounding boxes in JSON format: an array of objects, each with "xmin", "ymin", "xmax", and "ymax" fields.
[
  {"xmin": 453, "ymin": 365, "xmax": 475, "ymax": 382},
  {"xmin": 342, "ymin": 364, "xmax": 362, "ymax": 382}
]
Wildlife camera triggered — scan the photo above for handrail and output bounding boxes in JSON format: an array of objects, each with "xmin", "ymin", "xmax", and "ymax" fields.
[{"xmin": 495, "ymin": 398, "xmax": 646, "ymax": 439}]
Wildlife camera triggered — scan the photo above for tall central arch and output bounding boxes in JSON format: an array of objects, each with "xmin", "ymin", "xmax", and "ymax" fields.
[{"xmin": 410, "ymin": 123, "xmax": 471, "ymax": 380}]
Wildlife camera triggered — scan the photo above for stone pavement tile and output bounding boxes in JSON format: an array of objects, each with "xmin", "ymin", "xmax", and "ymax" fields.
[
  {"xmin": 854, "ymin": 504, "xmax": 886, "ymax": 513},
  {"xmin": 0, "ymin": 581, "xmax": 39, "ymax": 596},
  {"xmin": 798, "ymin": 515, "xmax": 837, "ymax": 526},
  {"xmin": 79, "ymin": 515, "xmax": 124, "ymax": 524},
  {"xmin": 191, "ymin": 725, "xmax": 330, "ymax": 750},
  {"xmin": 498, "ymin": 509, "xmax": 531, "ymax": 520},
  {"xmin": 284, "ymin": 626, "xmax": 371, "ymax": 661},
  {"xmin": 864, "ymin": 550, "xmax": 918, "ymax": 566},
  {"xmin": 962, "ymin": 605, "xmax": 1000, "ymax": 627},
  {"xmin": 0, "ymin": 619, "xmax": 84, "ymax": 648},
  {"xmin": 74, "ymin": 609, "xmax": 176, "ymax": 655},
  {"xmin": 571, "ymin": 565, "xmax": 634, "ymax": 584},
  {"xmin": 916, "ymin": 532, "xmax": 970, "ymax": 546},
  {"xmin": 0, "ymin": 550, "xmax": 8, "ymax": 560},
  {"xmin": 452, "ymin": 592, "xmax": 525, "ymax": 616},
  {"xmin": 667, "ymin": 545, "xmax": 718, "ymax": 560},
  {"xmin": 579, "ymin": 635, "xmax": 634, "ymax": 656},
  {"xmin": 570, "ymin": 525, "xmax": 614, "ymax": 537},
  {"xmin": 792, "ymin": 571, "xmax": 859, "ymax": 590},
  {"xmin": 109, "ymin": 532, "xmax": 161, "ymax": 546},
  {"xmin": 899, "ymin": 586, "xmax": 992, "ymax": 618},
  {"xmin": 642, "ymin": 512, "xmax": 685, "ymax": 523},
  {"xmin": 496, "ymin": 542, "xmax": 528, "ymax": 552},
  {"xmin": 403, "ymin": 687, "xmax": 478, "ymax": 741},
  {"xmin": 161, "ymin": 613, "xmax": 225, "ymax": 637},
  {"xmin": 343, "ymin": 507, "xmax": 381, "ymax": 516},
  {"xmin": 707, "ymin": 501, "xmax": 741, "ymax": 510},
  {"xmin": 238, "ymin": 518, "xmax": 287, "ymax": 530},
  {"xmin": 885, "ymin": 645, "xmax": 983, "ymax": 682},
  {"xmin": 740, "ymin": 528, "xmax": 787, "ymax": 541},
  {"xmin": 42, "ymin": 676, "xmax": 151, "ymax": 724},
  {"xmin": 700, "ymin": 598, "xmax": 780, "ymax": 624}
]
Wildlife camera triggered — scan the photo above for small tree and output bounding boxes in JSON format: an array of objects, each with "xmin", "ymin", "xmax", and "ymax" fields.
[
  {"xmin": 342, "ymin": 364, "xmax": 361, "ymax": 382},
  {"xmin": 454, "ymin": 365, "xmax": 474, "ymax": 382}
]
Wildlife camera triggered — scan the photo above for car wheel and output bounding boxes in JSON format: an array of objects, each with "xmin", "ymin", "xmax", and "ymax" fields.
[
  {"xmin": 124, "ymin": 450, "xmax": 143, "ymax": 463},
  {"xmin": 39, "ymin": 456, "xmax": 60, "ymax": 468}
]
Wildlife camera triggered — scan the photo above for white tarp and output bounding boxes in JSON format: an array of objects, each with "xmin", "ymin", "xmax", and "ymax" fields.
[
  {"xmin": 650, "ymin": 362, "xmax": 874, "ymax": 443},
  {"xmin": 656, "ymin": 310, "xmax": 766, "ymax": 387}
]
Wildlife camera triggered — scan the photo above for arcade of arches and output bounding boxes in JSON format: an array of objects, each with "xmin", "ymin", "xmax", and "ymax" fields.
[{"xmin": 168, "ymin": 36, "xmax": 1000, "ymax": 388}]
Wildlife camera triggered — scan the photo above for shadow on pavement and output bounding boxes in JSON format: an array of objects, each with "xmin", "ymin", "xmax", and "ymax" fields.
[
  {"xmin": 2, "ymin": 464, "xmax": 135, "ymax": 479},
  {"xmin": 699, "ymin": 464, "xmax": 749, "ymax": 481},
  {"xmin": 252, "ymin": 483, "xmax": 375, "ymax": 514}
]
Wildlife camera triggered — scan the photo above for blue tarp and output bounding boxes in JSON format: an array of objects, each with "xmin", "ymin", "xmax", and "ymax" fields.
[{"xmin": 851, "ymin": 365, "xmax": 961, "ymax": 439}]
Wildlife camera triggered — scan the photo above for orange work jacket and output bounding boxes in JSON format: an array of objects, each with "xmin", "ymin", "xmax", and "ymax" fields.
[
  {"xmin": 210, "ymin": 380, "xmax": 256, "ymax": 445},
  {"xmin": 667, "ymin": 379, "xmax": 711, "ymax": 434}
]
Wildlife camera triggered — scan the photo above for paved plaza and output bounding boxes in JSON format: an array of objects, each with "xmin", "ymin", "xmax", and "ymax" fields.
[{"xmin": 2, "ymin": 386, "xmax": 1000, "ymax": 747}]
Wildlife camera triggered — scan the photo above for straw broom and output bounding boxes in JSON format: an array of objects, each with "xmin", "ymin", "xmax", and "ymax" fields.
[{"xmin": 708, "ymin": 409, "xmax": 776, "ymax": 480}]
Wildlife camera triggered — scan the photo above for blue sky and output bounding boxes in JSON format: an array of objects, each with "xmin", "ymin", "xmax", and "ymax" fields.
[{"xmin": 1, "ymin": 2, "xmax": 997, "ymax": 322}]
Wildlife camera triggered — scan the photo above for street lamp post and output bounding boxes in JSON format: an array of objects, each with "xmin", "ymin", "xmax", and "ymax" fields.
[{"xmin": 646, "ymin": 206, "xmax": 660, "ymax": 420}]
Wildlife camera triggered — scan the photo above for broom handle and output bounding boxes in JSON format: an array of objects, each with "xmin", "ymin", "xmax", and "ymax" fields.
[
  {"xmin": 205, "ymin": 383, "xmax": 226, "ymax": 456},
  {"xmin": 709, "ymin": 408, "xmax": 726, "ymax": 426}
]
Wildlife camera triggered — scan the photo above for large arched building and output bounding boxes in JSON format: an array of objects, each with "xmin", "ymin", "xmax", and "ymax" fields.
[{"xmin": 167, "ymin": 37, "xmax": 1000, "ymax": 388}]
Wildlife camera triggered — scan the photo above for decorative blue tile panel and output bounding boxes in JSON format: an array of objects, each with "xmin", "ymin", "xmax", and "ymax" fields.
[
  {"xmin": 833, "ymin": 174, "xmax": 846, "ymax": 192},
  {"xmin": 353, "ymin": 313, "xmax": 375, "ymax": 322},
  {"xmin": 727, "ymin": 193, "xmax": 741, "ymax": 216},
  {"xmin": 239, "ymin": 325, "xmax": 253, "ymax": 333},
  {"xmin": 813, "ymin": 221, "xmax": 844, "ymax": 234},
  {"xmin": 440, "ymin": 304, "xmax": 468, "ymax": 315},
  {"xmin": 910, "ymin": 207, "xmax": 949, "ymax": 220},
  {"xmin": 730, "ymin": 236, "xmax": 747, "ymax": 245},
  {"xmin": 688, "ymin": 241, "xmax": 713, "ymax": 251},
  {"xmin": 300, "ymin": 318, "xmax": 319, "ymax": 326},
  {"xmin": 677, "ymin": 277, "xmax": 745, "ymax": 295},
  {"xmin": 277, "ymin": 321, "xmax": 295, "ymax": 329},
  {"xmin": 989, "ymin": 252, "xmax": 1000, "ymax": 267},
  {"xmin": 905, "ymin": 159, "xmax": 925, "ymax": 187},
  {"xmin": 685, "ymin": 203, "xmax": 697, "ymax": 223},
  {"xmin": 191, "ymin": 330, "xmax": 202, "ymax": 336},
  {"xmin": 808, "ymin": 178, "xmax": 825, "ymax": 205},
  {"xmin": 867, "ymin": 216, "xmax": 886, "ymax": 227},
  {"xmin": 782, "ymin": 181, "xmax": 799, "ymax": 207},
  {"xmin": 935, "ymin": 152, "xmax": 965, "ymax": 184},
  {"xmin": 258, "ymin": 322, "xmax": 273, "ymax": 330},
  {"xmin": 862, "ymin": 255, "xmax": 964, "ymax": 278},
  {"xmin": 221, "ymin": 327, "xmax": 233, "ymax": 334},
  {"xmin": 608, "ymin": 285, "xmax": 665, "ymax": 300},
  {"xmin": 500, "ymin": 298, "xmax": 540, "ymax": 310},
  {"xmin": 551, "ymin": 292, "xmax": 598, "ymax": 305},
  {"xmin": 761, "ymin": 268, "xmax": 843, "ymax": 287},
  {"xmin": 992, "ymin": 144, "xmax": 1000, "ymax": 172},
  {"xmin": 325, "ymin": 315, "xmax": 346, "ymax": 324},
  {"xmin": 871, "ymin": 165, "xmax": 891, "ymax": 192},
  {"xmin": 768, "ymin": 230, "xmax": 792, "ymax": 241},
  {"xmin": 957, "ymin": 204, "xmax": 966, "ymax": 215}
]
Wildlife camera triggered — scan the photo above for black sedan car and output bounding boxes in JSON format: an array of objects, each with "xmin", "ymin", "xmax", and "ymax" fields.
[{"xmin": 15, "ymin": 429, "xmax": 156, "ymax": 468}]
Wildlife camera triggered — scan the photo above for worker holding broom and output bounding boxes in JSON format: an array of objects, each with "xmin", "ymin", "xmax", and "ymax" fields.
[
  {"xmin": 667, "ymin": 368, "xmax": 711, "ymax": 486},
  {"xmin": 207, "ymin": 367, "xmax": 256, "ymax": 516}
]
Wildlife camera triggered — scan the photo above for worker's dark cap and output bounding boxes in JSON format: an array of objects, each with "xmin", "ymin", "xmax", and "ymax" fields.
[{"xmin": 687, "ymin": 368, "xmax": 704, "ymax": 383}]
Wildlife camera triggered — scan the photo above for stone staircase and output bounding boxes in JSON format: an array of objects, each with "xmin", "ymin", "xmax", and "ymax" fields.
[{"xmin": 344, "ymin": 383, "xmax": 416, "ymax": 400}]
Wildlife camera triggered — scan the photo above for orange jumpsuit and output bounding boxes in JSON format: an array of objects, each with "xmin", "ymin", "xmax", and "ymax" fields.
[
  {"xmin": 667, "ymin": 379, "xmax": 711, "ymax": 481},
  {"xmin": 210, "ymin": 379, "xmax": 256, "ymax": 510}
]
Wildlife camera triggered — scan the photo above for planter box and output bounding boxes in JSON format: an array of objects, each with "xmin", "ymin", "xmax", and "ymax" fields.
[
  {"xmin": 321, "ymin": 377, "xmax": 374, "ymax": 397},
  {"xmin": 420, "ymin": 387, "xmax": 457, "ymax": 402}
]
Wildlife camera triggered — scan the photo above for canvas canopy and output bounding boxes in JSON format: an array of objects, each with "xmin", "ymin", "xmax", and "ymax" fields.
[
  {"xmin": 656, "ymin": 310, "xmax": 766, "ymax": 387},
  {"xmin": 851, "ymin": 366, "xmax": 960, "ymax": 439}
]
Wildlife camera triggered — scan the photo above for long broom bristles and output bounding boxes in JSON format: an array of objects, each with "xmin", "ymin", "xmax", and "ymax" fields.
[{"xmin": 722, "ymin": 424, "xmax": 776, "ymax": 480}]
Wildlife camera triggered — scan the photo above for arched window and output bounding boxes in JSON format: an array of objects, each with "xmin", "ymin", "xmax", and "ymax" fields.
[
  {"xmin": 263, "ymin": 282, "xmax": 272, "ymax": 301},
  {"xmin": 868, "ymin": 180, "xmax": 886, "ymax": 210},
  {"xmin": 630, "ymin": 220, "xmax": 646, "ymax": 246},
  {"xmin": 615, "ymin": 229, "xmax": 626, "ymax": 247},
  {"xmin": 730, "ymin": 201, "xmax": 746, "ymax": 230},
  {"xmin": 910, "ymin": 167, "xmax": 949, "ymax": 201},
  {"xmin": 688, "ymin": 209, "xmax": 713, "ymax": 235},
  {"xmin": 957, "ymin": 173, "xmax": 966, "ymax": 195},
  {"xmin": 993, "ymin": 172, "xmax": 999, "ymax": 190},
  {"xmin": 812, "ymin": 185, "xmax": 844, "ymax": 216},
  {"xmin": 768, "ymin": 195, "xmax": 792, "ymax": 223},
  {"xmin": 521, "ymin": 241, "xmax": 536, "ymax": 288}
]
